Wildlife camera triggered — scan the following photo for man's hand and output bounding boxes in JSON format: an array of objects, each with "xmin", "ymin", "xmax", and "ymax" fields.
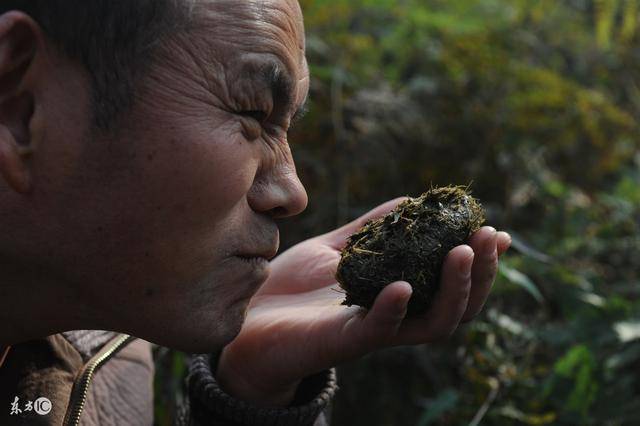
[{"xmin": 216, "ymin": 198, "xmax": 511, "ymax": 407}]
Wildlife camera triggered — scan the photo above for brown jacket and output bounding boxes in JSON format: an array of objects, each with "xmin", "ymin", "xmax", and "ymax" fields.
[
  {"xmin": 0, "ymin": 331, "xmax": 154, "ymax": 425},
  {"xmin": 0, "ymin": 331, "xmax": 336, "ymax": 425}
]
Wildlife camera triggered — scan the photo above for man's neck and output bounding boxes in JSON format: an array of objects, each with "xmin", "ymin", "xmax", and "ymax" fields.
[{"xmin": 0, "ymin": 257, "xmax": 97, "ymax": 346}]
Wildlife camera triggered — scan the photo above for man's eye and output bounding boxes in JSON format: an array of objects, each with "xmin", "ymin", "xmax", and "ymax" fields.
[{"xmin": 240, "ymin": 110, "xmax": 268, "ymax": 123}]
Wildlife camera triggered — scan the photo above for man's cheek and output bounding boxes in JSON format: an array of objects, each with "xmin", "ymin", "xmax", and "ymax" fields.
[{"xmin": 152, "ymin": 142, "xmax": 255, "ymax": 209}]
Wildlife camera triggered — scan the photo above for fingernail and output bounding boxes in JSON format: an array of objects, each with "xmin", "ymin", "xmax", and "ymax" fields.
[
  {"xmin": 396, "ymin": 282, "xmax": 412, "ymax": 311},
  {"xmin": 459, "ymin": 248, "xmax": 474, "ymax": 277},
  {"xmin": 397, "ymin": 296, "xmax": 410, "ymax": 313},
  {"xmin": 484, "ymin": 228, "xmax": 497, "ymax": 254},
  {"xmin": 502, "ymin": 232, "xmax": 512, "ymax": 246}
]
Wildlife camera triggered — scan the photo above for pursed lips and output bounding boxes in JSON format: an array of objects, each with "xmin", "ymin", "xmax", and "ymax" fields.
[
  {"xmin": 226, "ymin": 234, "xmax": 279, "ymax": 302},
  {"xmin": 234, "ymin": 236, "xmax": 280, "ymax": 264},
  {"xmin": 230, "ymin": 220, "xmax": 280, "ymax": 271}
]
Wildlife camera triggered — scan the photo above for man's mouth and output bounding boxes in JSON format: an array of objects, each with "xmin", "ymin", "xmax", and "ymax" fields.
[
  {"xmin": 232, "ymin": 226, "xmax": 280, "ymax": 268},
  {"xmin": 235, "ymin": 255, "xmax": 270, "ymax": 268},
  {"xmin": 233, "ymin": 237, "xmax": 279, "ymax": 264}
]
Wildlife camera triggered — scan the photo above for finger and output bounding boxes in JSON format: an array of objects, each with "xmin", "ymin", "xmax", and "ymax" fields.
[
  {"xmin": 462, "ymin": 227, "xmax": 499, "ymax": 322},
  {"xmin": 497, "ymin": 231, "xmax": 511, "ymax": 256},
  {"xmin": 398, "ymin": 245, "xmax": 473, "ymax": 345},
  {"xmin": 356, "ymin": 281, "xmax": 413, "ymax": 349},
  {"xmin": 323, "ymin": 197, "xmax": 408, "ymax": 249}
]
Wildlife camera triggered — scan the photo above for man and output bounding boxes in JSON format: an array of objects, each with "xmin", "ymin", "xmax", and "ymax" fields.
[{"xmin": 0, "ymin": 0, "xmax": 511, "ymax": 425}]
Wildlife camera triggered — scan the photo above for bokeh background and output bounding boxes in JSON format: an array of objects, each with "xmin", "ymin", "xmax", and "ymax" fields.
[{"xmin": 155, "ymin": 1, "xmax": 640, "ymax": 425}]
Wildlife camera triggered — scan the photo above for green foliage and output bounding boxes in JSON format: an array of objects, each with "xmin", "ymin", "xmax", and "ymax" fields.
[
  {"xmin": 416, "ymin": 389, "xmax": 459, "ymax": 426},
  {"xmin": 285, "ymin": 0, "xmax": 640, "ymax": 425},
  {"xmin": 154, "ymin": 348, "xmax": 186, "ymax": 426},
  {"xmin": 544, "ymin": 345, "xmax": 598, "ymax": 418}
]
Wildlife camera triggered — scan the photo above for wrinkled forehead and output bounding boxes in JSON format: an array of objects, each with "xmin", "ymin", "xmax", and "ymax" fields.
[{"xmin": 188, "ymin": 0, "xmax": 307, "ymax": 78}]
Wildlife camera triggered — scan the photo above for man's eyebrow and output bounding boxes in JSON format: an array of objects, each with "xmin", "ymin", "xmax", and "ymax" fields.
[
  {"xmin": 239, "ymin": 60, "xmax": 309, "ymax": 124},
  {"xmin": 260, "ymin": 62, "xmax": 295, "ymax": 109}
]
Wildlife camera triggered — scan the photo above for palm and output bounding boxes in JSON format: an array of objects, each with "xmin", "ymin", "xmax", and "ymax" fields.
[
  {"xmin": 218, "ymin": 198, "xmax": 511, "ymax": 403},
  {"xmin": 229, "ymin": 235, "xmax": 367, "ymax": 387},
  {"xmin": 254, "ymin": 236, "xmax": 342, "ymax": 297}
]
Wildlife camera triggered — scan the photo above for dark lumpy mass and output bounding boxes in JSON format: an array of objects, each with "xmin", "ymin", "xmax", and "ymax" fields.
[{"xmin": 335, "ymin": 186, "xmax": 485, "ymax": 317}]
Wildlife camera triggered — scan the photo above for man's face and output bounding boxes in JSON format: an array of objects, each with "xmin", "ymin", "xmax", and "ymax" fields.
[{"xmin": 20, "ymin": 0, "xmax": 309, "ymax": 351}]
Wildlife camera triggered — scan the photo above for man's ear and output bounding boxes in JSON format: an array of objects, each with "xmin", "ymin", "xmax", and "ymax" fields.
[{"xmin": 0, "ymin": 11, "xmax": 39, "ymax": 194}]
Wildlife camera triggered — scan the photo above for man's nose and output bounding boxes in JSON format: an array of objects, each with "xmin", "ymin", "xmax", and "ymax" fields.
[{"xmin": 247, "ymin": 165, "xmax": 308, "ymax": 218}]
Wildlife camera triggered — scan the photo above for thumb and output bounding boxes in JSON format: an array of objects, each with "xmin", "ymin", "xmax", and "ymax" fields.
[
  {"xmin": 357, "ymin": 281, "xmax": 413, "ymax": 348},
  {"xmin": 323, "ymin": 197, "xmax": 408, "ymax": 250}
]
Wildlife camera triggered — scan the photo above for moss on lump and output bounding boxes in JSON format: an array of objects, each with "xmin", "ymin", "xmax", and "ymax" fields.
[{"xmin": 336, "ymin": 186, "xmax": 485, "ymax": 317}]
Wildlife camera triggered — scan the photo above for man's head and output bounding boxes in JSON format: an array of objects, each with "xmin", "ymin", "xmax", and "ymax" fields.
[{"xmin": 0, "ymin": 0, "xmax": 309, "ymax": 352}]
